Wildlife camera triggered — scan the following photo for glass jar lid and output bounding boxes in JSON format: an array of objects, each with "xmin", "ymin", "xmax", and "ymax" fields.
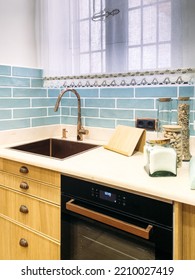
[
  {"xmin": 162, "ymin": 124, "xmax": 182, "ymax": 131},
  {"xmin": 178, "ymin": 96, "xmax": 190, "ymax": 101},
  {"xmin": 158, "ymin": 97, "xmax": 172, "ymax": 102},
  {"xmin": 146, "ymin": 137, "xmax": 170, "ymax": 145}
]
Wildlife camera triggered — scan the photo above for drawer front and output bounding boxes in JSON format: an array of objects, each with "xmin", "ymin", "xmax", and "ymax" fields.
[
  {"xmin": 0, "ymin": 158, "xmax": 3, "ymax": 171},
  {"xmin": 0, "ymin": 215, "xmax": 60, "ymax": 260},
  {"xmin": 2, "ymin": 159, "xmax": 60, "ymax": 187},
  {"xmin": 1, "ymin": 171, "xmax": 60, "ymax": 204},
  {"xmin": 0, "ymin": 186, "xmax": 60, "ymax": 241}
]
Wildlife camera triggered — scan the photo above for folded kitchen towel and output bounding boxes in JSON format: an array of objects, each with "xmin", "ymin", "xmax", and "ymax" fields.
[{"xmin": 190, "ymin": 157, "xmax": 195, "ymax": 190}]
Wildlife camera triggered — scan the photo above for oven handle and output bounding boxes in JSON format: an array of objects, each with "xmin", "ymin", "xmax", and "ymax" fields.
[{"xmin": 66, "ymin": 199, "xmax": 153, "ymax": 240}]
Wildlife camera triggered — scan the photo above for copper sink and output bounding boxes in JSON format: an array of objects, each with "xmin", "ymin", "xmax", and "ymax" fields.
[{"xmin": 11, "ymin": 138, "xmax": 99, "ymax": 159}]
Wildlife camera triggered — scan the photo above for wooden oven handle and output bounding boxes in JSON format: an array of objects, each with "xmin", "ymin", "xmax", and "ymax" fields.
[{"xmin": 66, "ymin": 199, "xmax": 153, "ymax": 240}]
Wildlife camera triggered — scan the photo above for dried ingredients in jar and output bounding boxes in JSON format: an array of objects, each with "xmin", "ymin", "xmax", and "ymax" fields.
[
  {"xmin": 163, "ymin": 125, "xmax": 182, "ymax": 168},
  {"xmin": 178, "ymin": 97, "xmax": 191, "ymax": 161}
]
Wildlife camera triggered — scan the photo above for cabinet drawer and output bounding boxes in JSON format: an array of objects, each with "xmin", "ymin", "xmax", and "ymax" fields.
[
  {"xmin": 0, "ymin": 158, "xmax": 3, "ymax": 171},
  {"xmin": 0, "ymin": 186, "xmax": 60, "ymax": 241},
  {"xmin": 0, "ymin": 215, "xmax": 60, "ymax": 260},
  {"xmin": 2, "ymin": 159, "xmax": 60, "ymax": 187},
  {"xmin": 0, "ymin": 171, "xmax": 60, "ymax": 204}
]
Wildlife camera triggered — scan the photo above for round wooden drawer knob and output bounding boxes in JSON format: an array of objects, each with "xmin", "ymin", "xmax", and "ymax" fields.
[
  {"xmin": 19, "ymin": 238, "xmax": 28, "ymax": 247},
  {"xmin": 20, "ymin": 182, "xmax": 29, "ymax": 190},
  {"xmin": 19, "ymin": 166, "xmax": 29, "ymax": 174},
  {"xmin": 19, "ymin": 205, "xmax": 29, "ymax": 214}
]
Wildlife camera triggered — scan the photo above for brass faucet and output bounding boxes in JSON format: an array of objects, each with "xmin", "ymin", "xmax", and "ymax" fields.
[{"xmin": 54, "ymin": 88, "xmax": 89, "ymax": 141}]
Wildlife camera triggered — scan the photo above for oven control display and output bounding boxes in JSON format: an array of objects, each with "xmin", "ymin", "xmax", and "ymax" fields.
[{"xmin": 99, "ymin": 190, "xmax": 117, "ymax": 203}]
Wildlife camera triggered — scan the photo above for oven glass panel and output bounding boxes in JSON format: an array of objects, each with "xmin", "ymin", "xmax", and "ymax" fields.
[{"xmin": 62, "ymin": 215, "xmax": 155, "ymax": 260}]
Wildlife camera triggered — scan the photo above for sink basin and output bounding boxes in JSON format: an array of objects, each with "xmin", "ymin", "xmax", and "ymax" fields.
[{"xmin": 11, "ymin": 138, "xmax": 99, "ymax": 159}]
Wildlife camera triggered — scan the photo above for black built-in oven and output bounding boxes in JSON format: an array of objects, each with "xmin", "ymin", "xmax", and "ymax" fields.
[{"xmin": 61, "ymin": 175, "xmax": 173, "ymax": 260}]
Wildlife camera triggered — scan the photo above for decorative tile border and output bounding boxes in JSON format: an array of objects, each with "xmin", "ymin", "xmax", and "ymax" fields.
[{"xmin": 44, "ymin": 68, "xmax": 195, "ymax": 88}]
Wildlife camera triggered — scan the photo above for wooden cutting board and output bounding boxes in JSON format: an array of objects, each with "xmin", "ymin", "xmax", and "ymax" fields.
[{"xmin": 104, "ymin": 125, "xmax": 146, "ymax": 156}]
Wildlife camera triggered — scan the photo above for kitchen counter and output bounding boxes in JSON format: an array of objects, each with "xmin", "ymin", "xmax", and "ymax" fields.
[{"xmin": 0, "ymin": 124, "xmax": 194, "ymax": 206}]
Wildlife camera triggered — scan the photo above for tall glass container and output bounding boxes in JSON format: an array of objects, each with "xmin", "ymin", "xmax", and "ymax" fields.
[
  {"xmin": 177, "ymin": 97, "xmax": 191, "ymax": 161},
  {"xmin": 157, "ymin": 98, "xmax": 172, "ymax": 136}
]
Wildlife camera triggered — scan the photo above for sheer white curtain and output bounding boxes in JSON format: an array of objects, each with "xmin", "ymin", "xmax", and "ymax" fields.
[
  {"xmin": 36, "ymin": 0, "xmax": 72, "ymax": 77},
  {"xmin": 36, "ymin": 0, "xmax": 195, "ymax": 77}
]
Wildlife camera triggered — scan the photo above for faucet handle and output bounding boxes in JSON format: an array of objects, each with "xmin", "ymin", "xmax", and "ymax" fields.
[
  {"xmin": 79, "ymin": 127, "xmax": 89, "ymax": 135},
  {"xmin": 62, "ymin": 128, "xmax": 68, "ymax": 139},
  {"xmin": 77, "ymin": 127, "xmax": 89, "ymax": 141}
]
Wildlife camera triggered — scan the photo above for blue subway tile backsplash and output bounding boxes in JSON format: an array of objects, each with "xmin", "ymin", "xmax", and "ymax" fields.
[
  {"xmin": 0, "ymin": 76, "xmax": 30, "ymax": 87},
  {"xmin": 135, "ymin": 86, "xmax": 177, "ymax": 98},
  {"xmin": 0, "ymin": 88, "xmax": 11, "ymax": 97},
  {"xmin": 0, "ymin": 64, "xmax": 194, "ymax": 136},
  {"xmin": 0, "ymin": 65, "xmax": 11, "ymax": 76},
  {"xmin": 12, "ymin": 67, "xmax": 43, "ymax": 78}
]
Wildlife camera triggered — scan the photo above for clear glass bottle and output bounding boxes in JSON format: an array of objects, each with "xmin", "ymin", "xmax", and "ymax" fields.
[
  {"xmin": 144, "ymin": 138, "xmax": 177, "ymax": 177},
  {"xmin": 177, "ymin": 97, "xmax": 191, "ymax": 161},
  {"xmin": 157, "ymin": 98, "xmax": 172, "ymax": 136},
  {"xmin": 163, "ymin": 125, "xmax": 182, "ymax": 168}
]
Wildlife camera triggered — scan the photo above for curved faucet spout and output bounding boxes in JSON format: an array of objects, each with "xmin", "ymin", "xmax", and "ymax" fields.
[{"xmin": 54, "ymin": 88, "xmax": 88, "ymax": 141}]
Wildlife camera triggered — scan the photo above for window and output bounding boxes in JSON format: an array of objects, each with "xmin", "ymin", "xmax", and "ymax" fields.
[
  {"xmin": 73, "ymin": 0, "xmax": 106, "ymax": 74},
  {"xmin": 36, "ymin": 0, "xmax": 195, "ymax": 77},
  {"xmin": 128, "ymin": 0, "xmax": 172, "ymax": 70}
]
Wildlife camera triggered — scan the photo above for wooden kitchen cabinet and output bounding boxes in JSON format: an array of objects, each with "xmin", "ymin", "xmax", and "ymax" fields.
[
  {"xmin": 173, "ymin": 202, "xmax": 195, "ymax": 260},
  {"xmin": 0, "ymin": 158, "xmax": 60, "ymax": 260},
  {"xmin": 0, "ymin": 215, "xmax": 60, "ymax": 260}
]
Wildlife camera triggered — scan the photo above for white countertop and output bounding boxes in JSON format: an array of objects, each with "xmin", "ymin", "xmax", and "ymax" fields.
[{"xmin": 0, "ymin": 125, "xmax": 195, "ymax": 206}]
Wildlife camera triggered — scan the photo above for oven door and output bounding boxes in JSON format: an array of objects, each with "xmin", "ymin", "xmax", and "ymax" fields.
[{"xmin": 61, "ymin": 197, "xmax": 159, "ymax": 260}]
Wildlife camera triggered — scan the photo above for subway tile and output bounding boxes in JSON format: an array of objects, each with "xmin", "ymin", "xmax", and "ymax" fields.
[
  {"xmin": 100, "ymin": 109, "xmax": 133, "ymax": 119},
  {"xmin": 117, "ymin": 99, "xmax": 154, "ymax": 109},
  {"xmin": 48, "ymin": 89, "xmax": 63, "ymax": 97},
  {"xmin": 190, "ymin": 124, "xmax": 195, "ymax": 136},
  {"xmin": 117, "ymin": 120, "xmax": 135, "ymax": 127},
  {"xmin": 12, "ymin": 67, "xmax": 43, "ymax": 78},
  {"xmin": 32, "ymin": 116, "xmax": 60, "ymax": 127},
  {"xmin": 100, "ymin": 88, "xmax": 134, "ymax": 98},
  {"xmin": 85, "ymin": 98, "xmax": 115, "ymax": 108},
  {"xmin": 0, "ymin": 110, "xmax": 12, "ymax": 119},
  {"xmin": 0, "ymin": 119, "xmax": 30, "ymax": 131},
  {"xmin": 135, "ymin": 86, "xmax": 177, "ymax": 98},
  {"xmin": 179, "ymin": 86, "xmax": 194, "ymax": 97},
  {"xmin": 135, "ymin": 110, "xmax": 157, "ymax": 119},
  {"xmin": 0, "ymin": 65, "xmax": 11, "ymax": 76},
  {"xmin": 61, "ymin": 98, "xmax": 84, "ymax": 107},
  {"xmin": 77, "ymin": 88, "xmax": 99, "ymax": 97},
  {"xmin": 0, "ymin": 88, "xmax": 11, "ymax": 97},
  {"xmin": 48, "ymin": 107, "xmax": 61, "ymax": 116},
  {"xmin": 13, "ymin": 108, "xmax": 47, "ymax": 118},
  {"xmin": 171, "ymin": 111, "xmax": 178, "ymax": 123},
  {"xmin": 31, "ymin": 79, "xmax": 44, "ymax": 87},
  {"xmin": 85, "ymin": 117, "xmax": 115, "ymax": 128},
  {"xmin": 13, "ymin": 88, "xmax": 47, "ymax": 97},
  {"xmin": 0, "ymin": 76, "xmax": 30, "ymax": 87},
  {"xmin": 0, "ymin": 99, "xmax": 30, "ymax": 108},
  {"xmin": 61, "ymin": 107, "xmax": 70, "ymax": 116},
  {"xmin": 72, "ymin": 108, "xmax": 99, "ymax": 117},
  {"xmin": 32, "ymin": 98, "xmax": 55, "ymax": 108},
  {"xmin": 61, "ymin": 115, "xmax": 77, "ymax": 125}
]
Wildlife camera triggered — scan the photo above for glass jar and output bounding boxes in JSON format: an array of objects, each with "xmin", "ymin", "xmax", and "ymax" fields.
[
  {"xmin": 163, "ymin": 125, "xmax": 182, "ymax": 168},
  {"xmin": 144, "ymin": 138, "xmax": 177, "ymax": 177},
  {"xmin": 157, "ymin": 98, "xmax": 172, "ymax": 135},
  {"xmin": 177, "ymin": 97, "xmax": 191, "ymax": 161}
]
